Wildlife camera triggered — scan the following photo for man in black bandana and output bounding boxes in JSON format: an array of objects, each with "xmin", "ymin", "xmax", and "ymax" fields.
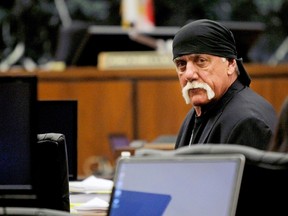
[{"xmin": 173, "ymin": 19, "xmax": 277, "ymax": 150}]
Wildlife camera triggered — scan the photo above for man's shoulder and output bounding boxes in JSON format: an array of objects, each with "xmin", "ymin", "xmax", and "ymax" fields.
[
  {"xmin": 222, "ymin": 87, "xmax": 277, "ymax": 127},
  {"xmin": 229, "ymin": 86, "xmax": 274, "ymax": 109}
]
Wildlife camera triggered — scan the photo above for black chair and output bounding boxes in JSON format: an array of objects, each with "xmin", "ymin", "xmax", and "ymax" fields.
[
  {"xmin": 34, "ymin": 133, "xmax": 70, "ymax": 212},
  {"xmin": 0, "ymin": 207, "xmax": 72, "ymax": 215},
  {"xmin": 135, "ymin": 144, "xmax": 288, "ymax": 215},
  {"xmin": 267, "ymin": 96, "xmax": 288, "ymax": 152}
]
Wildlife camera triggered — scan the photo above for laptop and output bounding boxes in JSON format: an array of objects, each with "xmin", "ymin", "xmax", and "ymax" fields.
[
  {"xmin": 108, "ymin": 134, "xmax": 130, "ymax": 151},
  {"xmin": 107, "ymin": 154, "xmax": 245, "ymax": 216}
]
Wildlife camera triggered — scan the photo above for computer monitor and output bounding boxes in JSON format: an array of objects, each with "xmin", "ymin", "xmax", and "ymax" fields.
[
  {"xmin": 70, "ymin": 25, "xmax": 177, "ymax": 66},
  {"xmin": 0, "ymin": 75, "xmax": 38, "ymax": 207},
  {"xmin": 68, "ymin": 22, "xmax": 264, "ymax": 66},
  {"xmin": 108, "ymin": 134, "xmax": 130, "ymax": 152},
  {"xmin": 37, "ymin": 100, "xmax": 78, "ymax": 180}
]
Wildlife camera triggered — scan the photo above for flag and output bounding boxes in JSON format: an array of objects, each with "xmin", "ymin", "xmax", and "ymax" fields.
[{"xmin": 121, "ymin": 0, "xmax": 155, "ymax": 32}]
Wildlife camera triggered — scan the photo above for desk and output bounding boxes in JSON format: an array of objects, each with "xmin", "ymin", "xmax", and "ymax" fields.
[
  {"xmin": 113, "ymin": 143, "xmax": 175, "ymax": 161},
  {"xmin": 143, "ymin": 143, "xmax": 175, "ymax": 150}
]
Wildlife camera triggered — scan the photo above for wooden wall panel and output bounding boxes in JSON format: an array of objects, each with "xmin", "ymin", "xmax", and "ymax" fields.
[
  {"xmin": 3, "ymin": 64, "xmax": 287, "ymax": 178},
  {"xmin": 250, "ymin": 78, "xmax": 288, "ymax": 113},
  {"xmin": 37, "ymin": 80, "xmax": 133, "ymax": 177},
  {"xmin": 137, "ymin": 80, "xmax": 190, "ymax": 141}
]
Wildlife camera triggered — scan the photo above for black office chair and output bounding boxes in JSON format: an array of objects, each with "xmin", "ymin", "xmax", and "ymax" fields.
[
  {"xmin": 34, "ymin": 133, "xmax": 70, "ymax": 212},
  {"xmin": 267, "ymin": 96, "xmax": 288, "ymax": 152},
  {"xmin": 0, "ymin": 207, "xmax": 72, "ymax": 215},
  {"xmin": 135, "ymin": 144, "xmax": 288, "ymax": 215}
]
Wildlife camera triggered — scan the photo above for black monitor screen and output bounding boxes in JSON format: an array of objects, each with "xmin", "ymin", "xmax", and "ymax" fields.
[
  {"xmin": 70, "ymin": 25, "xmax": 177, "ymax": 66},
  {"xmin": 0, "ymin": 76, "xmax": 38, "ymax": 204},
  {"xmin": 37, "ymin": 100, "xmax": 78, "ymax": 180},
  {"xmin": 68, "ymin": 22, "xmax": 264, "ymax": 66}
]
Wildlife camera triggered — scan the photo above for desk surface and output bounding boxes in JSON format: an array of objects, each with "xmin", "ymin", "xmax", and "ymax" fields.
[
  {"xmin": 113, "ymin": 143, "xmax": 175, "ymax": 161},
  {"xmin": 144, "ymin": 143, "xmax": 175, "ymax": 150}
]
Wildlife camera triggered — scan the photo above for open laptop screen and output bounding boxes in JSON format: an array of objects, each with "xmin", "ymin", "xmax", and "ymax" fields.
[{"xmin": 108, "ymin": 154, "xmax": 245, "ymax": 216}]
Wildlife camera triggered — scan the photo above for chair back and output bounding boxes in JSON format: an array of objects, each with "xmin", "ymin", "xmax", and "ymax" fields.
[
  {"xmin": 135, "ymin": 144, "xmax": 288, "ymax": 215},
  {"xmin": 35, "ymin": 133, "xmax": 70, "ymax": 212}
]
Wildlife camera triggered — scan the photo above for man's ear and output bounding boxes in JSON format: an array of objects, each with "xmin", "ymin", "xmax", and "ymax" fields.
[{"xmin": 227, "ymin": 59, "xmax": 237, "ymax": 75}]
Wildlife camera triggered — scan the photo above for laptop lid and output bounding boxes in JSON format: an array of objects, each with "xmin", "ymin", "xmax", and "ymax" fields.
[
  {"xmin": 107, "ymin": 154, "xmax": 245, "ymax": 216},
  {"xmin": 108, "ymin": 134, "xmax": 130, "ymax": 152}
]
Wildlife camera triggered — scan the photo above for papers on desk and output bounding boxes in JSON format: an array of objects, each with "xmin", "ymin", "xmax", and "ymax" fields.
[
  {"xmin": 69, "ymin": 175, "xmax": 113, "ymax": 193},
  {"xmin": 74, "ymin": 197, "xmax": 109, "ymax": 213}
]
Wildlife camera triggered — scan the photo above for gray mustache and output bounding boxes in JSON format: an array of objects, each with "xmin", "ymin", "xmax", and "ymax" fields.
[{"xmin": 182, "ymin": 81, "xmax": 215, "ymax": 104}]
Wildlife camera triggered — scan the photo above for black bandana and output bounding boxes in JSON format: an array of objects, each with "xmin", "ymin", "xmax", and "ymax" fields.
[{"xmin": 173, "ymin": 19, "xmax": 251, "ymax": 86}]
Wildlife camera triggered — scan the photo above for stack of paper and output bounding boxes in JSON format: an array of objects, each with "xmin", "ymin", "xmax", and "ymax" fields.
[
  {"xmin": 69, "ymin": 175, "xmax": 113, "ymax": 193},
  {"xmin": 73, "ymin": 197, "xmax": 109, "ymax": 214}
]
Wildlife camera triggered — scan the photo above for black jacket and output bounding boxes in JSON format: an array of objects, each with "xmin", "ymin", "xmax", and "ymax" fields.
[{"xmin": 175, "ymin": 80, "xmax": 277, "ymax": 150}]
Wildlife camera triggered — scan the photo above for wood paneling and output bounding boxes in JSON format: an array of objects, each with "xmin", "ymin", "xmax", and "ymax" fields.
[
  {"xmin": 37, "ymin": 79, "xmax": 133, "ymax": 177},
  {"xmin": 2, "ymin": 64, "xmax": 287, "ymax": 177},
  {"xmin": 137, "ymin": 80, "xmax": 190, "ymax": 141}
]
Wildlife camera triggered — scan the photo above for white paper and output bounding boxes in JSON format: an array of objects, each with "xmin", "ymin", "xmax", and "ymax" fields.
[
  {"xmin": 74, "ymin": 197, "xmax": 109, "ymax": 211},
  {"xmin": 69, "ymin": 175, "xmax": 113, "ymax": 193}
]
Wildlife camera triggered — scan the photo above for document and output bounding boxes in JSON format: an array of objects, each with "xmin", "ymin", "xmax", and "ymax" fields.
[
  {"xmin": 74, "ymin": 196, "xmax": 109, "ymax": 212},
  {"xmin": 69, "ymin": 175, "xmax": 113, "ymax": 193}
]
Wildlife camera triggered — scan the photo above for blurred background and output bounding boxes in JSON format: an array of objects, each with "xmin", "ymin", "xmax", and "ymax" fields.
[
  {"xmin": 0, "ymin": 0, "xmax": 288, "ymax": 68},
  {"xmin": 1, "ymin": 0, "xmax": 287, "ymax": 178}
]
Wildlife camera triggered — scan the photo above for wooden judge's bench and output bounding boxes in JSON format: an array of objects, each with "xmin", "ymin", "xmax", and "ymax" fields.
[{"xmin": 2, "ymin": 64, "xmax": 288, "ymax": 177}]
